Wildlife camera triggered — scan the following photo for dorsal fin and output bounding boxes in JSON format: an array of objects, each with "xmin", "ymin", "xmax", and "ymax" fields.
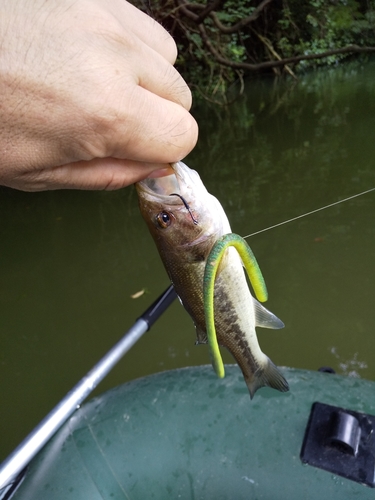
[{"xmin": 253, "ymin": 298, "xmax": 285, "ymax": 329}]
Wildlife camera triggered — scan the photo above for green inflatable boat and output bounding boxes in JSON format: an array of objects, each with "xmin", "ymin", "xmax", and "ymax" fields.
[
  {"xmin": 1, "ymin": 289, "xmax": 374, "ymax": 499},
  {"xmin": 2, "ymin": 365, "xmax": 375, "ymax": 500}
]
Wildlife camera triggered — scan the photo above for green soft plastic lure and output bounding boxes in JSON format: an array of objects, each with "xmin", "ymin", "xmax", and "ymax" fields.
[{"xmin": 203, "ymin": 233, "xmax": 268, "ymax": 379}]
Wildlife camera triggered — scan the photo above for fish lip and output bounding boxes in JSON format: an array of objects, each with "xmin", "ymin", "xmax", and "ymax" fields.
[
  {"xmin": 136, "ymin": 161, "xmax": 203, "ymax": 204},
  {"xmin": 136, "ymin": 163, "xmax": 181, "ymax": 203}
]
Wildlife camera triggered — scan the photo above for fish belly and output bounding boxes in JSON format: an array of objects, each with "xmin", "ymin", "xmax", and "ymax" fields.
[{"xmin": 213, "ymin": 251, "xmax": 289, "ymax": 398}]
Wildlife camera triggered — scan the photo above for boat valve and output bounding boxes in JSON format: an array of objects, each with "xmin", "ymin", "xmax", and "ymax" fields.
[
  {"xmin": 328, "ymin": 410, "xmax": 361, "ymax": 456},
  {"xmin": 300, "ymin": 402, "xmax": 375, "ymax": 488}
]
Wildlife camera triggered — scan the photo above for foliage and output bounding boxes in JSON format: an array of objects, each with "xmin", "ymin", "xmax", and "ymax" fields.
[
  {"xmin": 278, "ymin": 0, "xmax": 375, "ymax": 66},
  {"xmin": 133, "ymin": 0, "xmax": 375, "ymax": 100}
]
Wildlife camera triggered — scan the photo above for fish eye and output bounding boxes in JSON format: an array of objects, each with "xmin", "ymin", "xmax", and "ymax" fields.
[{"xmin": 156, "ymin": 211, "xmax": 172, "ymax": 228}]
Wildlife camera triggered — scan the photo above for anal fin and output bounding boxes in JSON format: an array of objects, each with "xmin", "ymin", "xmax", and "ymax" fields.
[{"xmin": 253, "ymin": 298, "xmax": 285, "ymax": 329}]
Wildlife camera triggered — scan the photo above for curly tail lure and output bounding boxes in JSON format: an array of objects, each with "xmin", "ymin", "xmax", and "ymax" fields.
[{"xmin": 203, "ymin": 233, "xmax": 268, "ymax": 378}]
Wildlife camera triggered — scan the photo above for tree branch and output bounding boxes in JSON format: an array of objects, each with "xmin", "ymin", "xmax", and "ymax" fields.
[
  {"xmin": 253, "ymin": 30, "xmax": 297, "ymax": 78},
  {"xmin": 196, "ymin": 29, "xmax": 375, "ymax": 72},
  {"xmin": 195, "ymin": 0, "xmax": 225, "ymax": 24},
  {"xmin": 176, "ymin": 0, "xmax": 199, "ymax": 21},
  {"xmin": 209, "ymin": 0, "xmax": 274, "ymax": 34},
  {"xmin": 177, "ymin": 0, "xmax": 274, "ymax": 33}
]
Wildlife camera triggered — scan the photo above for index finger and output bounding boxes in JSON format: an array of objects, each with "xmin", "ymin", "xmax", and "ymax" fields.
[
  {"xmin": 107, "ymin": 84, "xmax": 198, "ymax": 163},
  {"xmin": 113, "ymin": 1, "xmax": 178, "ymax": 64}
]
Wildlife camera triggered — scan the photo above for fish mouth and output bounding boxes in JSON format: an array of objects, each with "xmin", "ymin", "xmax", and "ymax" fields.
[
  {"xmin": 136, "ymin": 161, "xmax": 204, "ymax": 203},
  {"xmin": 137, "ymin": 170, "xmax": 180, "ymax": 199}
]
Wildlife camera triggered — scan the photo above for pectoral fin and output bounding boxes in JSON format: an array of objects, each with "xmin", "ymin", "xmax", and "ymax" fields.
[
  {"xmin": 253, "ymin": 298, "xmax": 285, "ymax": 329},
  {"xmin": 215, "ymin": 247, "xmax": 230, "ymax": 277},
  {"xmin": 195, "ymin": 326, "xmax": 208, "ymax": 345}
]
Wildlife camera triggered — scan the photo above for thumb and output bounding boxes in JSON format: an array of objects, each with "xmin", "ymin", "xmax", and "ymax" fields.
[{"xmin": 4, "ymin": 159, "xmax": 174, "ymax": 191}]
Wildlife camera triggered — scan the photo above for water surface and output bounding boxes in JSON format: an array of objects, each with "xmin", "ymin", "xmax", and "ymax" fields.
[{"xmin": 1, "ymin": 62, "xmax": 375, "ymax": 461}]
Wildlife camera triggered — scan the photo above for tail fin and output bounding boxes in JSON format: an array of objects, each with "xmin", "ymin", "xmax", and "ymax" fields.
[{"xmin": 245, "ymin": 357, "xmax": 289, "ymax": 399}]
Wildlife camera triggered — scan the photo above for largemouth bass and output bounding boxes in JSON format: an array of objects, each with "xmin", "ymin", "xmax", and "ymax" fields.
[{"xmin": 136, "ymin": 161, "xmax": 289, "ymax": 398}]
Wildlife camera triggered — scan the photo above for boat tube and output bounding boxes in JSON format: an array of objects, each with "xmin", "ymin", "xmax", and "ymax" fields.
[{"xmin": 3, "ymin": 365, "xmax": 375, "ymax": 499}]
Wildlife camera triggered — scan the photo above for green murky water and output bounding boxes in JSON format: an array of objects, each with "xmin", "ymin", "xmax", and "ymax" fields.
[{"xmin": 1, "ymin": 61, "xmax": 375, "ymax": 462}]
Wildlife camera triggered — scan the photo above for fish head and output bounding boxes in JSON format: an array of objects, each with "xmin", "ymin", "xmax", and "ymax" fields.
[{"xmin": 136, "ymin": 162, "xmax": 231, "ymax": 258}]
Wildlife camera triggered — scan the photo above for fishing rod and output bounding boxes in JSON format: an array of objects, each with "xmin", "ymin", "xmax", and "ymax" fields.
[
  {"xmin": 243, "ymin": 187, "xmax": 375, "ymax": 239},
  {"xmin": 0, "ymin": 285, "xmax": 177, "ymax": 494}
]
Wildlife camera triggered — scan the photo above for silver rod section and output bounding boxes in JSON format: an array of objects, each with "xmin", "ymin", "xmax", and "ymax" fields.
[
  {"xmin": 0, "ymin": 318, "xmax": 147, "ymax": 492},
  {"xmin": 0, "ymin": 285, "xmax": 176, "ymax": 492}
]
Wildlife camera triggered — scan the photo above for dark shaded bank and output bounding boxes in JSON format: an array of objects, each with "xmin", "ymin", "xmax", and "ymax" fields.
[{"xmin": 134, "ymin": 0, "xmax": 375, "ymax": 100}]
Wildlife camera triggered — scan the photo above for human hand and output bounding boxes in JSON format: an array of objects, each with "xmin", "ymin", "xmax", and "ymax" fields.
[{"xmin": 0, "ymin": 0, "xmax": 198, "ymax": 191}]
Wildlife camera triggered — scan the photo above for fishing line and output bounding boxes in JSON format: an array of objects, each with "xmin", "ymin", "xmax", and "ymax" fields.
[{"xmin": 242, "ymin": 187, "xmax": 375, "ymax": 239}]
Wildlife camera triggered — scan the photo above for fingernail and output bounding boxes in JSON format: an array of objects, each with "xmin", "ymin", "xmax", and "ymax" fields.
[{"xmin": 147, "ymin": 166, "xmax": 174, "ymax": 178}]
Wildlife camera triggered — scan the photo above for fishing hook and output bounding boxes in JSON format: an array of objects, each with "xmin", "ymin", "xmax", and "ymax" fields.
[{"xmin": 169, "ymin": 193, "xmax": 199, "ymax": 225}]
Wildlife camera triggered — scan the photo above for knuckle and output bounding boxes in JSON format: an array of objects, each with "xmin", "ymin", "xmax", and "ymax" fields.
[
  {"xmin": 162, "ymin": 31, "xmax": 178, "ymax": 64},
  {"xmin": 162, "ymin": 65, "xmax": 193, "ymax": 110},
  {"xmin": 161, "ymin": 111, "xmax": 198, "ymax": 161}
]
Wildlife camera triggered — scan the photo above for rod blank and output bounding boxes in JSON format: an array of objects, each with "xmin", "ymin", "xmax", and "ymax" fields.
[{"xmin": 0, "ymin": 285, "xmax": 176, "ymax": 492}]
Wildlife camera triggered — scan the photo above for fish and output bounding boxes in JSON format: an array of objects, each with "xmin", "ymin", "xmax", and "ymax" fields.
[{"xmin": 136, "ymin": 161, "xmax": 289, "ymax": 398}]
